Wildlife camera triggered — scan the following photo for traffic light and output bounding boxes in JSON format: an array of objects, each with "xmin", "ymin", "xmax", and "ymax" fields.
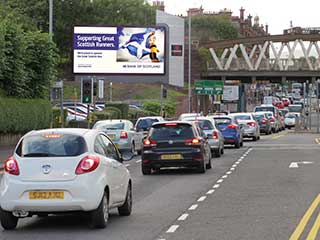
[
  {"xmin": 162, "ymin": 87, "xmax": 167, "ymax": 99},
  {"xmin": 82, "ymin": 79, "xmax": 92, "ymax": 104},
  {"xmin": 93, "ymin": 82, "xmax": 97, "ymax": 96}
]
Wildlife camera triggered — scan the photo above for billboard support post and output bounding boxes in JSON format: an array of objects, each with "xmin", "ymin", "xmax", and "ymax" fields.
[{"xmin": 110, "ymin": 82, "xmax": 113, "ymax": 102}]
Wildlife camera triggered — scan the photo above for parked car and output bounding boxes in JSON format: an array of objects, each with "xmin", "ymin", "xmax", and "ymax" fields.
[
  {"xmin": 253, "ymin": 112, "xmax": 272, "ymax": 135},
  {"xmin": 229, "ymin": 113, "xmax": 260, "ymax": 141},
  {"xmin": 184, "ymin": 117, "xmax": 224, "ymax": 157},
  {"xmin": 134, "ymin": 116, "xmax": 164, "ymax": 138},
  {"xmin": 142, "ymin": 121, "xmax": 212, "ymax": 174},
  {"xmin": 93, "ymin": 120, "xmax": 144, "ymax": 155},
  {"xmin": 211, "ymin": 115, "xmax": 243, "ymax": 148},
  {"xmin": 0, "ymin": 128, "xmax": 133, "ymax": 230},
  {"xmin": 284, "ymin": 112, "xmax": 300, "ymax": 129}
]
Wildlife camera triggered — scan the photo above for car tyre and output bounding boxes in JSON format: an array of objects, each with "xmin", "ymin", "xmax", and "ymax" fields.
[
  {"xmin": 197, "ymin": 160, "xmax": 206, "ymax": 173},
  {"xmin": 252, "ymin": 136, "xmax": 257, "ymax": 141},
  {"xmin": 89, "ymin": 191, "xmax": 109, "ymax": 229},
  {"xmin": 131, "ymin": 142, "xmax": 136, "ymax": 155},
  {"xmin": 206, "ymin": 157, "xmax": 212, "ymax": 169},
  {"xmin": 214, "ymin": 149, "xmax": 221, "ymax": 158},
  {"xmin": 235, "ymin": 141, "xmax": 240, "ymax": 148},
  {"xmin": 0, "ymin": 208, "xmax": 18, "ymax": 230},
  {"xmin": 142, "ymin": 165, "xmax": 151, "ymax": 175},
  {"xmin": 240, "ymin": 141, "xmax": 244, "ymax": 147},
  {"xmin": 221, "ymin": 147, "xmax": 224, "ymax": 155},
  {"xmin": 118, "ymin": 183, "xmax": 132, "ymax": 216}
]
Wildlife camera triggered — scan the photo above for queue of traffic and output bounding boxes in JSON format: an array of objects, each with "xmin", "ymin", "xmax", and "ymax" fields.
[{"xmin": 0, "ymin": 104, "xmax": 299, "ymax": 230}]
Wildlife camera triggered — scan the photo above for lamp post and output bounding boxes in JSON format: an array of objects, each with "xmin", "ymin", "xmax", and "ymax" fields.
[
  {"xmin": 188, "ymin": 14, "xmax": 192, "ymax": 113},
  {"xmin": 49, "ymin": 0, "xmax": 53, "ymax": 40}
]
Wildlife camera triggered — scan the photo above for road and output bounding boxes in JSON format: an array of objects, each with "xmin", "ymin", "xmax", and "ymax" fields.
[{"xmin": 0, "ymin": 131, "xmax": 319, "ymax": 240}]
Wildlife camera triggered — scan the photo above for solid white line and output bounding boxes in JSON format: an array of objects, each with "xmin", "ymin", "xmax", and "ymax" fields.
[
  {"xmin": 136, "ymin": 159, "xmax": 142, "ymax": 163},
  {"xmin": 206, "ymin": 189, "xmax": 215, "ymax": 194},
  {"xmin": 217, "ymin": 179, "xmax": 223, "ymax": 183},
  {"xmin": 188, "ymin": 204, "xmax": 198, "ymax": 210},
  {"xmin": 226, "ymin": 171, "xmax": 232, "ymax": 175},
  {"xmin": 178, "ymin": 213, "xmax": 189, "ymax": 221},
  {"xmin": 197, "ymin": 196, "xmax": 207, "ymax": 202},
  {"xmin": 213, "ymin": 184, "xmax": 220, "ymax": 189},
  {"xmin": 166, "ymin": 225, "xmax": 179, "ymax": 233},
  {"xmin": 222, "ymin": 175, "xmax": 228, "ymax": 179}
]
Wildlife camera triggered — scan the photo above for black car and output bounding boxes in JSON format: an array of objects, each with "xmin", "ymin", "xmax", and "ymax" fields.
[{"xmin": 141, "ymin": 121, "xmax": 212, "ymax": 175}]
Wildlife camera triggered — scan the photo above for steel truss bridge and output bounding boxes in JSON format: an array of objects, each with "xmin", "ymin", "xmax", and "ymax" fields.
[{"xmin": 202, "ymin": 34, "xmax": 320, "ymax": 83}]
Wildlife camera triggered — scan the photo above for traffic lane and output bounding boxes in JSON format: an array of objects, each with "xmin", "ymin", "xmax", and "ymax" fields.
[
  {"xmin": 160, "ymin": 136, "xmax": 320, "ymax": 240},
  {"xmin": 0, "ymin": 146, "xmax": 248, "ymax": 239}
]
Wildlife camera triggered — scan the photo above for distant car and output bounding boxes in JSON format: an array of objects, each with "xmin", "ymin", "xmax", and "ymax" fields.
[
  {"xmin": 288, "ymin": 104, "xmax": 303, "ymax": 114},
  {"xmin": 273, "ymin": 100, "xmax": 284, "ymax": 109},
  {"xmin": 285, "ymin": 112, "xmax": 300, "ymax": 129},
  {"xmin": 93, "ymin": 120, "xmax": 144, "ymax": 154},
  {"xmin": 183, "ymin": 117, "xmax": 224, "ymax": 157},
  {"xmin": 178, "ymin": 113, "xmax": 203, "ymax": 121},
  {"xmin": 134, "ymin": 116, "xmax": 164, "ymax": 138},
  {"xmin": 253, "ymin": 112, "xmax": 272, "ymax": 135},
  {"xmin": 212, "ymin": 115, "xmax": 243, "ymax": 148},
  {"xmin": 254, "ymin": 105, "xmax": 281, "ymax": 132},
  {"xmin": 229, "ymin": 113, "xmax": 260, "ymax": 141},
  {"xmin": 142, "ymin": 121, "xmax": 212, "ymax": 174},
  {"xmin": 0, "ymin": 128, "xmax": 132, "ymax": 230},
  {"xmin": 264, "ymin": 111, "xmax": 280, "ymax": 133},
  {"xmin": 281, "ymin": 98, "xmax": 290, "ymax": 107}
]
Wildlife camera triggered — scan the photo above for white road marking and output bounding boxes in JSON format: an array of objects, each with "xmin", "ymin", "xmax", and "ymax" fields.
[
  {"xmin": 166, "ymin": 225, "xmax": 179, "ymax": 233},
  {"xmin": 188, "ymin": 204, "xmax": 198, "ymax": 210},
  {"xmin": 213, "ymin": 184, "xmax": 220, "ymax": 189},
  {"xmin": 222, "ymin": 175, "xmax": 228, "ymax": 179},
  {"xmin": 206, "ymin": 189, "xmax": 215, "ymax": 194},
  {"xmin": 232, "ymin": 164, "xmax": 237, "ymax": 167},
  {"xmin": 240, "ymin": 157, "xmax": 244, "ymax": 160},
  {"xmin": 230, "ymin": 167, "xmax": 235, "ymax": 171},
  {"xmin": 226, "ymin": 171, "xmax": 232, "ymax": 175},
  {"xmin": 217, "ymin": 179, "xmax": 223, "ymax": 183},
  {"xmin": 289, "ymin": 162, "xmax": 299, "ymax": 168},
  {"xmin": 197, "ymin": 196, "xmax": 207, "ymax": 202},
  {"xmin": 125, "ymin": 164, "xmax": 130, "ymax": 167},
  {"xmin": 136, "ymin": 160, "xmax": 142, "ymax": 163},
  {"xmin": 178, "ymin": 213, "xmax": 189, "ymax": 221}
]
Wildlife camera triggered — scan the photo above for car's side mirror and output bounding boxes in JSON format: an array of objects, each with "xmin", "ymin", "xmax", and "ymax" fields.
[{"xmin": 122, "ymin": 152, "xmax": 134, "ymax": 161}]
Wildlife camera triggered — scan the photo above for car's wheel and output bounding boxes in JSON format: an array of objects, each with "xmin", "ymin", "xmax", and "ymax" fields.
[
  {"xmin": 0, "ymin": 208, "xmax": 18, "ymax": 230},
  {"xmin": 214, "ymin": 149, "xmax": 221, "ymax": 158},
  {"xmin": 235, "ymin": 141, "xmax": 240, "ymax": 148},
  {"xmin": 221, "ymin": 147, "xmax": 224, "ymax": 155},
  {"xmin": 89, "ymin": 191, "xmax": 109, "ymax": 229},
  {"xmin": 118, "ymin": 183, "xmax": 132, "ymax": 216},
  {"xmin": 131, "ymin": 142, "xmax": 136, "ymax": 155},
  {"xmin": 197, "ymin": 160, "xmax": 206, "ymax": 173},
  {"xmin": 240, "ymin": 141, "xmax": 244, "ymax": 147},
  {"xmin": 206, "ymin": 157, "xmax": 212, "ymax": 169},
  {"xmin": 142, "ymin": 165, "xmax": 151, "ymax": 175},
  {"xmin": 252, "ymin": 136, "xmax": 257, "ymax": 141}
]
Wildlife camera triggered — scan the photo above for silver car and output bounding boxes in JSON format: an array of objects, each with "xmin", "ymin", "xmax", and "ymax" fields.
[
  {"xmin": 93, "ymin": 120, "xmax": 144, "ymax": 154},
  {"xmin": 183, "ymin": 117, "xmax": 224, "ymax": 157},
  {"xmin": 229, "ymin": 113, "xmax": 260, "ymax": 141}
]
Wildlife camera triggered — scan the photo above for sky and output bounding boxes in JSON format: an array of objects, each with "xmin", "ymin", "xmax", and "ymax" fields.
[{"xmin": 148, "ymin": 0, "xmax": 320, "ymax": 35}]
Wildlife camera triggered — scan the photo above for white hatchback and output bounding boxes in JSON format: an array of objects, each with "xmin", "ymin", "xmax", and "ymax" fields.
[{"xmin": 0, "ymin": 128, "xmax": 132, "ymax": 230}]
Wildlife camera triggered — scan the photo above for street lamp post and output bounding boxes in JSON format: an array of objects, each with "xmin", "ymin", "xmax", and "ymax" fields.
[
  {"xmin": 188, "ymin": 14, "xmax": 192, "ymax": 113},
  {"xmin": 49, "ymin": 0, "xmax": 53, "ymax": 40}
]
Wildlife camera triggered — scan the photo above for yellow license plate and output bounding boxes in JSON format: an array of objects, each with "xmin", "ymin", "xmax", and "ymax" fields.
[
  {"xmin": 161, "ymin": 154, "xmax": 182, "ymax": 160},
  {"xmin": 29, "ymin": 191, "xmax": 64, "ymax": 200},
  {"xmin": 108, "ymin": 134, "xmax": 115, "ymax": 139}
]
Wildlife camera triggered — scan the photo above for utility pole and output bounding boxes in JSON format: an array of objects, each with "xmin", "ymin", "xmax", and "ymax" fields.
[
  {"xmin": 303, "ymin": 82, "xmax": 307, "ymax": 129},
  {"xmin": 188, "ymin": 14, "xmax": 192, "ymax": 113},
  {"xmin": 49, "ymin": 0, "xmax": 53, "ymax": 40},
  {"xmin": 317, "ymin": 79, "xmax": 320, "ymax": 133},
  {"xmin": 109, "ymin": 82, "xmax": 113, "ymax": 102}
]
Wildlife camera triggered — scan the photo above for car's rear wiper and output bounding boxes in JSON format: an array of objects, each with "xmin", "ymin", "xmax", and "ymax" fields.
[{"xmin": 23, "ymin": 153, "xmax": 51, "ymax": 157}]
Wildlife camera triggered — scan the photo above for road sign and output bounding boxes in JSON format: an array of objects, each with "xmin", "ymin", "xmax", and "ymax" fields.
[{"xmin": 195, "ymin": 80, "xmax": 224, "ymax": 95}]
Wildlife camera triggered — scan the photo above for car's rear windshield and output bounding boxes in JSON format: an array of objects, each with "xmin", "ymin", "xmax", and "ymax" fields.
[
  {"xmin": 136, "ymin": 119, "xmax": 159, "ymax": 131},
  {"xmin": 234, "ymin": 115, "xmax": 251, "ymax": 121},
  {"xmin": 150, "ymin": 124, "xmax": 194, "ymax": 140},
  {"xmin": 16, "ymin": 134, "xmax": 87, "ymax": 157},
  {"xmin": 195, "ymin": 120, "xmax": 213, "ymax": 130},
  {"xmin": 255, "ymin": 107, "xmax": 275, "ymax": 113},
  {"xmin": 213, "ymin": 118, "xmax": 232, "ymax": 125},
  {"xmin": 285, "ymin": 113, "xmax": 297, "ymax": 118},
  {"xmin": 253, "ymin": 114, "xmax": 265, "ymax": 120},
  {"xmin": 94, "ymin": 122, "xmax": 125, "ymax": 130}
]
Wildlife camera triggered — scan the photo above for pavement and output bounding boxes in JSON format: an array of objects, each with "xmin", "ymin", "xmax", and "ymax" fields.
[{"xmin": 0, "ymin": 131, "xmax": 319, "ymax": 240}]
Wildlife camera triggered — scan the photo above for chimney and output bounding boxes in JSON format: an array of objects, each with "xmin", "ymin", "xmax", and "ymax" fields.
[
  {"xmin": 265, "ymin": 23, "xmax": 269, "ymax": 34},
  {"xmin": 240, "ymin": 7, "xmax": 245, "ymax": 21},
  {"xmin": 248, "ymin": 14, "xmax": 252, "ymax": 26}
]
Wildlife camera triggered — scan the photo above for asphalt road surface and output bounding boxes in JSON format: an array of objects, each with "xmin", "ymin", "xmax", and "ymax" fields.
[{"xmin": 0, "ymin": 131, "xmax": 319, "ymax": 240}]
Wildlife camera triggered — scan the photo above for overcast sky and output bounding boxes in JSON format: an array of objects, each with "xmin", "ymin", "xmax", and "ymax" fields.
[{"xmin": 148, "ymin": 0, "xmax": 320, "ymax": 34}]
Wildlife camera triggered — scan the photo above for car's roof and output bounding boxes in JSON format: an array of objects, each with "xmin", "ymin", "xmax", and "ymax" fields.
[
  {"xmin": 137, "ymin": 116, "xmax": 164, "ymax": 120},
  {"xmin": 152, "ymin": 121, "xmax": 193, "ymax": 127},
  {"xmin": 258, "ymin": 104, "xmax": 276, "ymax": 107},
  {"xmin": 229, "ymin": 112, "xmax": 252, "ymax": 116},
  {"xmin": 95, "ymin": 119, "xmax": 130, "ymax": 123},
  {"xmin": 24, "ymin": 128, "xmax": 94, "ymax": 138}
]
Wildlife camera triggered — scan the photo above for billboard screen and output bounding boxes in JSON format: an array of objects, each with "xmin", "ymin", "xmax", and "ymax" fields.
[{"xmin": 73, "ymin": 26, "xmax": 166, "ymax": 74}]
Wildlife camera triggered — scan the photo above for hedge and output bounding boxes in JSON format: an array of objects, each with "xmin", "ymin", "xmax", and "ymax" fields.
[
  {"xmin": 105, "ymin": 102, "xmax": 129, "ymax": 119},
  {"xmin": 0, "ymin": 98, "xmax": 52, "ymax": 133}
]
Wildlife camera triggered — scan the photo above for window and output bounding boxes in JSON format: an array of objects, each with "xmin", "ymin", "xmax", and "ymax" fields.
[
  {"xmin": 94, "ymin": 136, "xmax": 106, "ymax": 156},
  {"xmin": 150, "ymin": 124, "xmax": 194, "ymax": 140},
  {"xmin": 100, "ymin": 135, "xmax": 119, "ymax": 160}
]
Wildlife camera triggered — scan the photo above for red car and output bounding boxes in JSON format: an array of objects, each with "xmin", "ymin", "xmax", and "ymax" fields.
[
  {"xmin": 273, "ymin": 101, "xmax": 284, "ymax": 109},
  {"xmin": 281, "ymin": 98, "xmax": 290, "ymax": 107}
]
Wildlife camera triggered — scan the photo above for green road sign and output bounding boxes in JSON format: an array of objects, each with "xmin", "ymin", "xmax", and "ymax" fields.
[{"xmin": 195, "ymin": 80, "xmax": 224, "ymax": 95}]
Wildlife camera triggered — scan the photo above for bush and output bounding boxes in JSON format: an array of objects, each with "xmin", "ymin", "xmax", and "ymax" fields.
[
  {"xmin": 163, "ymin": 102, "xmax": 176, "ymax": 118},
  {"xmin": 52, "ymin": 108, "xmax": 68, "ymax": 128},
  {"xmin": 105, "ymin": 102, "xmax": 129, "ymax": 118},
  {"xmin": 0, "ymin": 98, "xmax": 51, "ymax": 133},
  {"xmin": 142, "ymin": 102, "xmax": 161, "ymax": 115},
  {"xmin": 67, "ymin": 120, "xmax": 91, "ymax": 129},
  {"xmin": 93, "ymin": 111, "xmax": 113, "ymax": 121}
]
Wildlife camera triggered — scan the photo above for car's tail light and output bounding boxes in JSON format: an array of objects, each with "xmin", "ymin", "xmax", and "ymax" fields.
[
  {"xmin": 269, "ymin": 117, "xmax": 275, "ymax": 123},
  {"xmin": 165, "ymin": 123, "xmax": 177, "ymax": 126},
  {"xmin": 281, "ymin": 117, "xmax": 284, "ymax": 121},
  {"xmin": 247, "ymin": 122, "xmax": 256, "ymax": 127},
  {"xmin": 185, "ymin": 138, "xmax": 201, "ymax": 146},
  {"xmin": 143, "ymin": 139, "xmax": 157, "ymax": 147},
  {"xmin": 227, "ymin": 124, "xmax": 238, "ymax": 129},
  {"xmin": 4, "ymin": 157, "xmax": 20, "ymax": 176},
  {"xmin": 275, "ymin": 113, "xmax": 278, "ymax": 118},
  {"xmin": 120, "ymin": 131, "xmax": 128, "ymax": 139},
  {"xmin": 75, "ymin": 155, "xmax": 100, "ymax": 175},
  {"xmin": 212, "ymin": 131, "xmax": 219, "ymax": 139},
  {"xmin": 261, "ymin": 118, "xmax": 267, "ymax": 124}
]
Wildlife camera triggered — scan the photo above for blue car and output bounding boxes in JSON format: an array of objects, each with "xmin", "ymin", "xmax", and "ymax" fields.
[{"xmin": 212, "ymin": 115, "xmax": 243, "ymax": 148}]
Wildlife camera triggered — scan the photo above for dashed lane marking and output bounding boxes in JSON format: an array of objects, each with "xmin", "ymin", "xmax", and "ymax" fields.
[
  {"xmin": 226, "ymin": 171, "xmax": 232, "ymax": 175},
  {"xmin": 188, "ymin": 204, "xmax": 198, "ymax": 210},
  {"xmin": 217, "ymin": 179, "xmax": 224, "ymax": 183},
  {"xmin": 136, "ymin": 159, "xmax": 142, "ymax": 163},
  {"xmin": 206, "ymin": 189, "xmax": 215, "ymax": 194},
  {"xmin": 178, "ymin": 213, "xmax": 189, "ymax": 221},
  {"xmin": 197, "ymin": 196, "xmax": 207, "ymax": 202},
  {"xmin": 213, "ymin": 184, "xmax": 220, "ymax": 189},
  {"xmin": 272, "ymin": 135, "xmax": 284, "ymax": 139},
  {"xmin": 222, "ymin": 175, "xmax": 228, "ymax": 179},
  {"xmin": 125, "ymin": 164, "xmax": 130, "ymax": 167},
  {"xmin": 166, "ymin": 225, "xmax": 179, "ymax": 233},
  {"xmin": 230, "ymin": 167, "xmax": 235, "ymax": 171},
  {"xmin": 315, "ymin": 138, "xmax": 320, "ymax": 145}
]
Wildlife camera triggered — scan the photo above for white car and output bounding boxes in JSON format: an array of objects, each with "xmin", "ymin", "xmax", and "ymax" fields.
[
  {"xmin": 229, "ymin": 113, "xmax": 260, "ymax": 141},
  {"xmin": 0, "ymin": 128, "xmax": 132, "ymax": 230}
]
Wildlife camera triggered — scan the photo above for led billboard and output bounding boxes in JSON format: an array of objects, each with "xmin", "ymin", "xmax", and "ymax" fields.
[{"xmin": 73, "ymin": 26, "xmax": 166, "ymax": 74}]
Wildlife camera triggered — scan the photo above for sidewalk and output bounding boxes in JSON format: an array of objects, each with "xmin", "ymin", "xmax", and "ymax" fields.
[{"xmin": 0, "ymin": 145, "xmax": 15, "ymax": 170}]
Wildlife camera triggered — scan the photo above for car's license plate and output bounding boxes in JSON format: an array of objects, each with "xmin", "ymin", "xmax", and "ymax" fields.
[
  {"xmin": 29, "ymin": 191, "xmax": 64, "ymax": 200},
  {"xmin": 108, "ymin": 134, "xmax": 115, "ymax": 139},
  {"xmin": 161, "ymin": 154, "xmax": 182, "ymax": 160}
]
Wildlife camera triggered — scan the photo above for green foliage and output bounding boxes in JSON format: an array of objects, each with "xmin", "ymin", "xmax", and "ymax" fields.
[
  {"xmin": 0, "ymin": 98, "xmax": 51, "ymax": 133},
  {"xmin": 105, "ymin": 102, "xmax": 129, "ymax": 119},
  {"xmin": 163, "ymin": 102, "xmax": 176, "ymax": 118},
  {"xmin": 67, "ymin": 120, "xmax": 91, "ymax": 129},
  {"xmin": 128, "ymin": 108, "xmax": 157, "ymax": 120},
  {"xmin": 52, "ymin": 108, "xmax": 68, "ymax": 128},
  {"xmin": 198, "ymin": 47, "xmax": 212, "ymax": 72},
  {"xmin": 93, "ymin": 107, "xmax": 122, "ymax": 120},
  {"xmin": 142, "ymin": 102, "xmax": 161, "ymax": 115},
  {"xmin": 192, "ymin": 15, "xmax": 238, "ymax": 41}
]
